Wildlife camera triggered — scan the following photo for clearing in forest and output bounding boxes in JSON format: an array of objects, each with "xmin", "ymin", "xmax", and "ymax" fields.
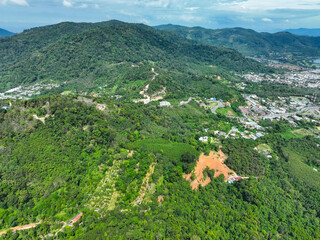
[
  {"xmin": 183, "ymin": 149, "xmax": 238, "ymax": 190},
  {"xmin": 134, "ymin": 162, "xmax": 156, "ymax": 205}
]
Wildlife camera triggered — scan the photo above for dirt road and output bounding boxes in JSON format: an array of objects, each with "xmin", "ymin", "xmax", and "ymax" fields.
[{"xmin": 0, "ymin": 222, "xmax": 41, "ymax": 236}]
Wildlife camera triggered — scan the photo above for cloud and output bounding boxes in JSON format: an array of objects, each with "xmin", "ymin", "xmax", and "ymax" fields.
[
  {"xmin": 63, "ymin": 0, "xmax": 73, "ymax": 7},
  {"xmin": 133, "ymin": 0, "xmax": 170, "ymax": 8},
  {"xmin": 179, "ymin": 14, "xmax": 203, "ymax": 22},
  {"xmin": 262, "ymin": 17, "xmax": 273, "ymax": 22},
  {"xmin": 1, "ymin": 0, "xmax": 29, "ymax": 6},
  {"xmin": 185, "ymin": 7, "xmax": 199, "ymax": 11},
  {"xmin": 79, "ymin": 3, "xmax": 88, "ymax": 8}
]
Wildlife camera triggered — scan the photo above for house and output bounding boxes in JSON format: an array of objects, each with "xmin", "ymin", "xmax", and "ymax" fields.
[
  {"xmin": 199, "ymin": 136, "xmax": 208, "ymax": 142},
  {"xmin": 96, "ymin": 104, "xmax": 106, "ymax": 111},
  {"xmin": 71, "ymin": 213, "xmax": 83, "ymax": 224},
  {"xmin": 160, "ymin": 101, "xmax": 171, "ymax": 107}
]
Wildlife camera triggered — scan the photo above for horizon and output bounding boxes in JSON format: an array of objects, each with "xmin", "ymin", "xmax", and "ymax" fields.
[
  {"xmin": 2, "ymin": 19, "xmax": 320, "ymax": 35},
  {"xmin": 1, "ymin": 0, "xmax": 320, "ymax": 33}
]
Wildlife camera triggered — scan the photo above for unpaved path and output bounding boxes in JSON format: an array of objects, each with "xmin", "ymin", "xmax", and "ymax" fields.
[
  {"xmin": 134, "ymin": 162, "xmax": 156, "ymax": 205},
  {"xmin": 0, "ymin": 222, "xmax": 41, "ymax": 236},
  {"xmin": 33, "ymin": 114, "xmax": 50, "ymax": 124},
  {"xmin": 134, "ymin": 68, "xmax": 166, "ymax": 104},
  {"xmin": 184, "ymin": 150, "xmax": 238, "ymax": 190},
  {"xmin": 179, "ymin": 97, "xmax": 193, "ymax": 106},
  {"xmin": 211, "ymin": 101, "xmax": 224, "ymax": 114}
]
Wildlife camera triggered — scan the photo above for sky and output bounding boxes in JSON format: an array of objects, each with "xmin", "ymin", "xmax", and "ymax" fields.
[{"xmin": 1, "ymin": 0, "xmax": 320, "ymax": 33}]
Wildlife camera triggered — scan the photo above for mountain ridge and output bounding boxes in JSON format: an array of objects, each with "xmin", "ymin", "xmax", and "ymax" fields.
[
  {"xmin": 0, "ymin": 28, "xmax": 14, "ymax": 38},
  {"xmin": 0, "ymin": 21, "xmax": 267, "ymax": 94},
  {"xmin": 155, "ymin": 24, "xmax": 320, "ymax": 57}
]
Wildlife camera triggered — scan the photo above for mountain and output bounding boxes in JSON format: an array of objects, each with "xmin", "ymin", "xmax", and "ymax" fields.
[
  {"xmin": 0, "ymin": 28, "xmax": 14, "ymax": 38},
  {"xmin": 284, "ymin": 28, "xmax": 320, "ymax": 37},
  {"xmin": 0, "ymin": 21, "xmax": 267, "ymax": 94},
  {"xmin": 155, "ymin": 25, "xmax": 320, "ymax": 57}
]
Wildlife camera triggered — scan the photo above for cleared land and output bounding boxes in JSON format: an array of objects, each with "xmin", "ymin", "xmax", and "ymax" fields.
[
  {"xmin": 184, "ymin": 149, "xmax": 238, "ymax": 190},
  {"xmin": 284, "ymin": 148, "xmax": 320, "ymax": 188}
]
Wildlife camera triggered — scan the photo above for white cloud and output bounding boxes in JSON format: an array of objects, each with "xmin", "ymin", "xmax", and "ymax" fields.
[
  {"xmin": 133, "ymin": 0, "xmax": 170, "ymax": 8},
  {"xmin": 179, "ymin": 14, "xmax": 203, "ymax": 22},
  {"xmin": 185, "ymin": 7, "xmax": 199, "ymax": 11},
  {"xmin": 63, "ymin": 0, "xmax": 73, "ymax": 7},
  {"xmin": 79, "ymin": 3, "xmax": 88, "ymax": 8},
  {"xmin": 262, "ymin": 17, "xmax": 273, "ymax": 22},
  {"xmin": 1, "ymin": 0, "xmax": 29, "ymax": 6}
]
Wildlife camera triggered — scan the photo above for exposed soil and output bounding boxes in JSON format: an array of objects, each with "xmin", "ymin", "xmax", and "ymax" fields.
[
  {"xmin": 0, "ymin": 222, "xmax": 41, "ymax": 236},
  {"xmin": 183, "ymin": 149, "xmax": 238, "ymax": 190},
  {"xmin": 134, "ymin": 162, "xmax": 156, "ymax": 205}
]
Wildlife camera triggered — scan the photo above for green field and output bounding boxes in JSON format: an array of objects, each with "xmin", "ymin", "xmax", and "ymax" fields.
[
  {"xmin": 283, "ymin": 148, "xmax": 320, "ymax": 187},
  {"xmin": 216, "ymin": 107, "xmax": 237, "ymax": 116}
]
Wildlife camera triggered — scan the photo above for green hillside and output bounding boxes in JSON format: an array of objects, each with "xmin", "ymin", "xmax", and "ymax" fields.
[
  {"xmin": 0, "ymin": 21, "xmax": 267, "ymax": 93},
  {"xmin": 0, "ymin": 96, "xmax": 320, "ymax": 239},
  {"xmin": 156, "ymin": 25, "xmax": 320, "ymax": 57}
]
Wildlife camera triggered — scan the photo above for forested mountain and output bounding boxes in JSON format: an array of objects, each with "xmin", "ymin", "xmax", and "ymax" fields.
[
  {"xmin": 0, "ymin": 21, "xmax": 267, "ymax": 92},
  {"xmin": 0, "ymin": 20, "xmax": 320, "ymax": 240},
  {"xmin": 156, "ymin": 24, "xmax": 320, "ymax": 57},
  {"xmin": 0, "ymin": 28, "xmax": 14, "ymax": 38},
  {"xmin": 284, "ymin": 28, "xmax": 320, "ymax": 37}
]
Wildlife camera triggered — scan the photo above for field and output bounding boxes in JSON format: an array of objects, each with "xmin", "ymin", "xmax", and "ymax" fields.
[
  {"xmin": 276, "ymin": 128, "xmax": 315, "ymax": 139},
  {"xmin": 291, "ymin": 128, "xmax": 315, "ymax": 137},
  {"xmin": 283, "ymin": 148, "xmax": 320, "ymax": 187},
  {"xmin": 216, "ymin": 107, "xmax": 237, "ymax": 117},
  {"xmin": 255, "ymin": 144, "xmax": 272, "ymax": 152}
]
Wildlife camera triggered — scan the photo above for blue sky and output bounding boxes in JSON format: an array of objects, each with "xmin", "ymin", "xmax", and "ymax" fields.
[{"xmin": 1, "ymin": 0, "xmax": 320, "ymax": 33}]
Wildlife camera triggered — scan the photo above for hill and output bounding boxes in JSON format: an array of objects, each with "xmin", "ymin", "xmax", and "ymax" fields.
[
  {"xmin": 1, "ymin": 95, "xmax": 320, "ymax": 239},
  {"xmin": 0, "ymin": 21, "xmax": 267, "ymax": 94},
  {"xmin": 284, "ymin": 28, "xmax": 320, "ymax": 37},
  {"xmin": 155, "ymin": 25, "xmax": 320, "ymax": 57},
  {"xmin": 0, "ymin": 28, "xmax": 14, "ymax": 38}
]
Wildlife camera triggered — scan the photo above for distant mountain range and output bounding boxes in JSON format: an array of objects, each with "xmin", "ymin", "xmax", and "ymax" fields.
[
  {"xmin": 284, "ymin": 28, "xmax": 320, "ymax": 37},
  {"xmin": 155, "ymin": 24, "xmax": 320, "ymax": 57},
  {"xmin": 0, "ymin": 28, "xmax": 14, "ymax": 38}
]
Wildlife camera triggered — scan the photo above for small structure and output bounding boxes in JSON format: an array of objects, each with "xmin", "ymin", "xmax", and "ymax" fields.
[
  {"xmin": 1, "ymin": 106, "xmax": 9, "ymax": 110},
  {"xmin": 199, "ymin": 136, "xmax": 208, "ymax": 142},
  {"xmin": 160, "ymin": 101, "xmax": 171, "ymax": 107},
  {"xmin": 70, "ymin": 213, "xmax": 83, "ymax": 224},
  {"xmin": 96, "ymin": 104, "xmax": 106, "ymax": 111}
]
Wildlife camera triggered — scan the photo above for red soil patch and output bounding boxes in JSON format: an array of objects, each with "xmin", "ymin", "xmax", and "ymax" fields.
[{"xmin": 183, "ymin": 149, "xmax": 238, "ymax": 190}]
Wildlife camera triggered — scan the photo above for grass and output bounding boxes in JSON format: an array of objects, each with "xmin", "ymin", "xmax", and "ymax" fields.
[
  {"xmin": 276, "ymin": 128, "xmax": 314, "ymax": 140},
  {"xmin": 130, "ymin": 138, "xmax": 199, "ymax": 162},
  {"xmin": 283, "ymin": 148, "xmax": 320, "ymax": 187},
  {"xmin": 216, "ymin": 107, "xmax": 237, "ymax": 117},
  {"xmin": 291, "ymin": 128, "xmax": 315, "ymax": 137},
  {"xmin": 256, "ymin": 144, "xmax": 272, "ymax": 152}
]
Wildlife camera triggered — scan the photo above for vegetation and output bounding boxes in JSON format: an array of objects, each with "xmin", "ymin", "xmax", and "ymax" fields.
[
  {"xmin": 0, "ymin": 20, "xmax": 320, "ymax": 240},
  {"xmin": 156, "ymin": 24, "xmax": 320, "ymax": 58},
  {"xmin": 0, "ymin": 95, "xmax": 320, "ymax": 239},
  {"xmin": 0, "ymin": 21, "xmax": 269, "ymax": 93}
]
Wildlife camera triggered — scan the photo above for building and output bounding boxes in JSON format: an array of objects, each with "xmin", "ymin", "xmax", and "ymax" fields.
[
  {"xmin": 71, "ymin": 213, "xmax": 83, "ymax": 224},
  {"xmin": 199, "ymin": 136, "xmax": 209, "ymax": 142},
  {"xmin": 160, "ymin": 101, "xmax": 171, "ymax": 107}
]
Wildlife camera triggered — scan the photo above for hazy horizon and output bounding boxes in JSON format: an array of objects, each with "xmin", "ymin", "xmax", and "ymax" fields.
[{"xmin": 1, "ymin": 0, "xmax": 320, "ymax": 33}]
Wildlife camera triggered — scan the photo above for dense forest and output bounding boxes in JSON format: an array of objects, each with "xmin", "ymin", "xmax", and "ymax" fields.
[
  {"xmin": 0, "ymin": 95, "xmax": 320, "ymax": 239},
  {"xmin": 0, "ymin": 21, "xmax": 269, "ymax": 92},
  {"xmin": 156, "ymin": 24, "xmax": 320, "ymax": 58},
  {"xmin": 0, "ymin": 20, "xmax": 319, "ymax": 240}
]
